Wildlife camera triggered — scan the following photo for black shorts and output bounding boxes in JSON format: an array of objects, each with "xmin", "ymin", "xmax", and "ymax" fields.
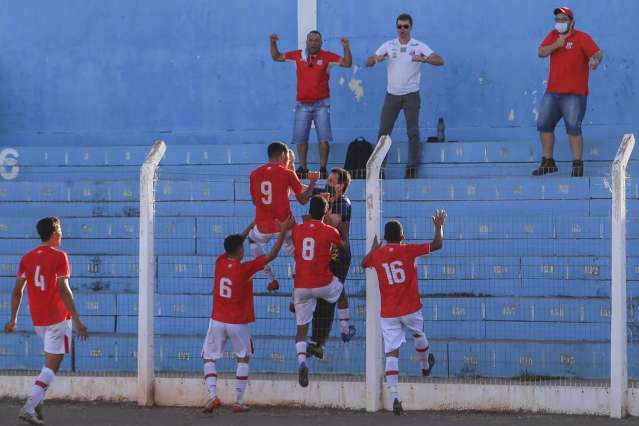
[{"xmin": 330, "ymin": 245, "xmax": 351, "ymax": 283}]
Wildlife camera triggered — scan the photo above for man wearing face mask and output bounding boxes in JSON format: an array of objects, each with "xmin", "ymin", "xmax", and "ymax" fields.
[
  {"xmin": 270, "ymin": 31, "xmax": 352, "ymax": 180},
  {"xmin": 533, "ymin": 6, "xmax": 602, "ymax": 177},
  {"xmin": 366, "ymin": 13, "xmax": 444, "ymax": 179}
]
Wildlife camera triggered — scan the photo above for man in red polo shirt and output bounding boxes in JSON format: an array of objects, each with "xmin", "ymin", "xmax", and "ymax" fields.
[
  {"xmin": 533, "ymin": 6, "xmax": 602, "ymax": 178},
  {"xmin": 270, "ymin": 31, "xmax": 352, "ymax": 179}
]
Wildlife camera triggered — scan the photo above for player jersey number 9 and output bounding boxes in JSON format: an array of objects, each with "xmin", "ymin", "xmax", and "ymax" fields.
[
  {"xmin": 382, "ymin": 261, "xmax": 406, "ymax": 285},
  {"xmin": 34, "ymin": 265, "xmax": 45, "ymax": 291},
  {"xmin": 219, "ymin": 277, "xmax": 232, "ymax": 298},
  {"xmin": 260, "ymin": 181, "xmax": 272, "ymax": 205},
  {"xmin": 302, "ymin": 237, "xmax": 315, "ymax": 261}
]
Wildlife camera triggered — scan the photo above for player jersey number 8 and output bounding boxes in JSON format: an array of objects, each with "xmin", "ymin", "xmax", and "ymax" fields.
[
  {"xmin": 219, "ymin": 277, "xmax": 232, "ymax": 298},
  {"xmin": 260, "ymin": 181, "xmax": 272, "ymax": 204},
  {"xmin": 382, "ymin": 261, "xmax": 406, "ymax": 285},
  {"xmin": 302, "ymin": 237, "xmax": 315, "ymax": 260}
]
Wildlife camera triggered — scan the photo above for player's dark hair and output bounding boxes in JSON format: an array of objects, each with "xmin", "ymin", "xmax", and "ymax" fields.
[
  {"xmin": 37, "ymin": 217, "xmax": 61, "ymax": 242},
  {"xmin": 396, "ymin": 13, "xmax": 413, "ymax": 27},
  {"xmin": 308, "ymin": 30, "xmax": 322, "ymax": 39},
  {"xmin": 224, "ymin": 234, "xmax": 244, "ymax": 255},
  {"xmin": 309, "ymin": 195, "xmax": 328, "ymax": 220},
  {"xmin": 331, "ymin": 167, "xmax": 352, "ymax": 193},
  {"xmin": 384, "ymin": 220, "xmax": 403, "ymax": 243},
  {"xmin": 268, "ymin": 141, "xmax": 288, "ymax": 160}
]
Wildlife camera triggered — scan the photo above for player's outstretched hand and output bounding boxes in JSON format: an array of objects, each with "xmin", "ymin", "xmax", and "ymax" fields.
[
  {"xmin": 4, "ymin": 320, "xmax": 16, "ymax": 333},
  {"xmin": 307, "ymin": 171, "xmax": 320, "ymax": 183},
  {"xmin": 74, "ymin": 319, "xmax": 89, "ymax": 341},
  {"xmin": 432, "ymin": 210, "xmax": 447, "ymax": 227},
  {"xmin": 341, "ymin": 37, "xmax": 349, "ymax": 47},
  {"xmin": 270, "ymin": 33, "xmax": 279, "ymax": 43}
]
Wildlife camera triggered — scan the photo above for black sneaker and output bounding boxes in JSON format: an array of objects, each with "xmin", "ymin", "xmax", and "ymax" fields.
[
  {"xmin": 307, "ymin": 342, "xmax": 324, "ymax": 360},
  {"xmin": 404, "ymin": 167, "xmax": 417, "ymax": 179},
  {"xmin": 296, "ymin": 166, "xmax": 308, "ymax": 179},
  {"xmin": 571, "ymin": 160, "xmax": 584, "ymax": 177},
  {"xmin": 531, "ymin": 157, "xmax": 558, "ymax": 176},
  {"xmin": 392, "ymin": 398, "xmax": 404, "ymax": 415},
  {"xmin": 319, "ymin": 166, "xmax": 328, "ymax": 180},
  {"xmin": 421, "ymin": 353, "xmax": 436, "ymax": 377},
  {"xmin": 298, "ymin": 362, "xmax": 309, "ymax": 387}
]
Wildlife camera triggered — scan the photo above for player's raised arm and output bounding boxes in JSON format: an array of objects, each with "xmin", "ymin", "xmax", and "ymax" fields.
[
  {"xmin": 339, "ymin": 37, "xmax": 352, "ymax": 67},
  {"xmin": 361, "ymin": 235, "xmax": 381, "ymax": 269},
  {"xmin": 4, "ymin": 277, "xmax": 27, "ymax": 333},
  {"xmin": 430, "ymin": 210, "xmax": 447, "ymax": 251},
  {"xmin": 266, "ymin": 217, "xmax": 295, "ymax": 262},
  {"xmin": 270, "ymin": 33, "xmax": 286, "ymax": 61},
  {"xmin": 57, "ymin": 277, "xmax": 89, "ymax": 340},
  {"xmin": 240, "ymin": 221, "xmax": 255, "ymax": 239}
]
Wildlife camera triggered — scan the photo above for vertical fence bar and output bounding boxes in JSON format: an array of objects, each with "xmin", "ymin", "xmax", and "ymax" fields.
[
  {"xmin": 137, "ymin": 141, "xmax": 167, "ymax": 406},
  {"xmin": 365, "ymin": 135, "xmax": 392, "ymax": 412},
  {"xmin": 610, "ymin": 133, "xmax": 635, "ymax": 418}
]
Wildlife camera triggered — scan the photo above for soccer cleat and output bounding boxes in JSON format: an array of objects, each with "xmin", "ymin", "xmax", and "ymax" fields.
[
  {"xmin": 571, "ymin": 160, "xmax": 584, "ymax": 177},
  {"xmin": 298, "ymin": 362, "xmax": 309, "ymax": 387},
  {"xmin": 319, "ymin": 166, "xmax": 328, "ymax": 180},
  {"xmin": 267, "ymin": 280, "xmax": 279, "ymax": 292},
  {"xmin": 341, "ymin": 325, "xmax": 357, "ymax": 343},
  {"xmin": 202, "ymin": 397, "xmax": 221, "ymax": 413},
  {"xmin": 18, "ymin": 407, "xmax": 44, "ymax": 425},
  {"xmin": 296, "ymin": 166, "xmax": 309, "ymax": 179},
  {"xmin": 307, "ymin": 342, "xmax": 324, "ymax": 360},
  {"xmin": 231, "ymin": 403, "xmax": 250, "ymax": 413},
  {"xmin": 34, "ymin": 402, "xmax": 44, "ymax": 421},
  {"xmin": 392, "ymin": 398, "xmax": 404, "ymax": 416},
  {"xmin": 421, "ymin": 353, "xmax": 436, "ymax": 377},
  {"xmin": 531, "ymin": 157, "xmax": 558, "ymax": 176}
]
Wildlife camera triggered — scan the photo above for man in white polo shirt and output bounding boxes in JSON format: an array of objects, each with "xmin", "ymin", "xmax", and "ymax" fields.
[{"xmin": 367, "ymin": 13, "xmax": 444, "ymax": 178}]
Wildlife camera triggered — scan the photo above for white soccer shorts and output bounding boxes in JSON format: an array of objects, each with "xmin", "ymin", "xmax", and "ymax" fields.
[
  {"xmin": 248, "ymin": 226, "xmax": 294, "ymax": 256},
  {"xmin": 293, "ymin": 276, "xmax": 344, "ymax": 326},
  {"xmin": 380, "ymin": 309, "xmax": 425, "ymax": 354},
  {"xmin": 34, "ymin": 319, "xmax": 72, "ymax": 355},
  {"xmin": 201, "ymin": 319, "xmax": 254, "ymax": 360}
]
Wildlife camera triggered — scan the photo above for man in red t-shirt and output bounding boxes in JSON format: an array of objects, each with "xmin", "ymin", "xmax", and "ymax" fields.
[
  {"xmin": 362, "ymin": 210, "xmax": 446, "ymax": 415},
  {"xmin": 291, "ymin": 196, "xmax": 344, "ymax": 387},
  {"xmin": 248, "ymin": 141, "xmax": 318, "ymax": 290},
  {"xmin": 270, "ymin": 30, "xmax": 352, "ymax": 179},
  {"xmin": 533, "ymin": 6, "xmax": 602, "ymax": 178},
  {"xmin": 201, "ymin": 217, "xmax": 293, "ymax": 414},
  {"xmin": 4, "ymin": 217, "xmax": 88, "ymax": 424}
]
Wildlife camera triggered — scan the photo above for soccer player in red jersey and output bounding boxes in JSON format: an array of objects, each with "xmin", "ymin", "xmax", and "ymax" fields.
[
  {"xmin": 4, "ymin": 217, "xmax": 88, "ymax": 425},
  {"xmin": 291, "ymin": 196, "xmax": 345, "ymax": 387},
  {"xmin": 362, "ymin": 210, "xmax": 446, "ymax": 415},
  {"xmin": 248, "ymin": 141, "xmax": 318, "ymax": 291},
  {"xmin": 201, "ymin": 217, "xmax": 293, "ymax": 414}
]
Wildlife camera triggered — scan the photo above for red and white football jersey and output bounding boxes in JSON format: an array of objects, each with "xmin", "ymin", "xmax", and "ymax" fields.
[
  {"xmin": 18, "ymin": 245, "xmax": 71, "ymax": 326},
  {"xmin": 363, "ymin": 243, "xmax": 430, "ymax": 318},
  {"xmin": 292, "ymin": 220, "xmax": 342, "ymax": 288},
  {"xmin": 250, "ymin": 163, "xmax": 304, "ymax": 234},
  {"xmin": 211, "ymin": 254, "xmax": 267, "ymax": 324}
]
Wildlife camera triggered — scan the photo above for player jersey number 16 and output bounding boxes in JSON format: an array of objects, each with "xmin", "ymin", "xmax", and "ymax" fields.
[
  {"xmin": 382, "ymin": 261, "xmax": 406, "ymax": 285},
  {"xmin": 260, "ymin": 181, "xmax": 272, "ymax": 205},
  {"xmin": 34, "ymin": 265, "xmax": 46, "ymax": 291}
]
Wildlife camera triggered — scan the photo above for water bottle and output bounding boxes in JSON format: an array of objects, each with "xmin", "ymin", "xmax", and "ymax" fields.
[{"xmin": 436, "ymin": 117, "xmax": 446, "ymax": 142}]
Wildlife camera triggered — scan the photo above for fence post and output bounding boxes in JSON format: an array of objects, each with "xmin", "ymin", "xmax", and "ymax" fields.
[
  {"xmin": 610, "ymin": 133, "xmax": 635, "ymax": 418},
  {"xmin": 365, "ymin": 135, "xmax": 392, "ymax": 412},
  {"xmin": 137, "ymin": 140, "xmax": 166, "ymax": 406}
]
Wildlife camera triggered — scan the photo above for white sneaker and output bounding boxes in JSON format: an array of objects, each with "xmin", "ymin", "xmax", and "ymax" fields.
[{"xmin": 19, "ymin": 407, "xmax": 44, "ymax": 425}]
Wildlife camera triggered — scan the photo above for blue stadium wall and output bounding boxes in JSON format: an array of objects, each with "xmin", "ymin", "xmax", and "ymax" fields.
[{"xmin": 0, "ymin": 0, "xmax": 637, "ymax": 147}]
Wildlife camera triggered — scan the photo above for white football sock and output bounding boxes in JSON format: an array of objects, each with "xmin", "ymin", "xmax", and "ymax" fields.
[
  {"xmin": 337, "ymin": 308, "xmax": 350, "ymax": 334},
  {"xmin": 295, "ymin": 341, "xmax": 307, "ymax": 365},
  {"xmin": 385, "ymin": 356, "xmax": 400, "ymax": 401},
  {"xmin": 24, "ymin": 367, "xmax": 54, "ymax": 412},
  {"xmin": 203, "ymin": 361, "xmax": 218, "ymax": 399},
  {"xmin": 235, "ymin": 362, "xmax": 249, "ymax": 404}
]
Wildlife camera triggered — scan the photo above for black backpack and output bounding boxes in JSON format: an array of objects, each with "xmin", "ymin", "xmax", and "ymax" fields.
[{"xmin": 343, "ymin": 137, "xmax": 373, "ymax": 179}]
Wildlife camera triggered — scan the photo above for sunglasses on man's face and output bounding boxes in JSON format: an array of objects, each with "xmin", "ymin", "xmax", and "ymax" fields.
[{"xmin": 397, "ymin": 24, "xmax": 410, "ymax": 29}]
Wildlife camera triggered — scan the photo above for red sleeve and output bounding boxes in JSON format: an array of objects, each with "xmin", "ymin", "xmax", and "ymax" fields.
[
  {"xmin": 241, "ymin": 256, "xmax": 268, "ymax": 280},
  {"xmin": 288, "ymin": 169, "xmax": 304, "ymax": 196},
  {"xmin": 362, "ymin": 249, "xmax": 376, "ymax": 268},
  {"xmin": 57, "ymin": 252, "xmax": 71, "ymax": 278},
  {"xmin": 283, "ymin": 50, "xmax": 299, "ymax": 61},
  {"xmin": 325, "ymin": 51, "xmax": 342, "ymax": 64},
  {"xmin": 540, "ymin": 31, "xmax": 557, "ymax": 47},
  {"xmin": 331, "ymin": 227, "xmax": 343, "ymax": 247},
  {"xmin": 407, "ymin": 243, "xmax": 430, "ymax": 259},
  {"xmin": 581, "ymin": 33, "xmax": 600, "ymax": 57},
  {"xmin": 17, "ymin": 257, "xmax": 26, "ymax": 278},
  {"xmin": 249, "ymin": 172, "xmax": 257, "ymax": 203}
]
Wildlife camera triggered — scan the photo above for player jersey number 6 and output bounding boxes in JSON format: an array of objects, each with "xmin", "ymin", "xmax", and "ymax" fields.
[
  {"xmin": 219, "ymin": 277, "xmax": 232, "ymax": 298},
  {"xmin": 382, "ymin": 261, "xmax": 406, "ymax": 285}
]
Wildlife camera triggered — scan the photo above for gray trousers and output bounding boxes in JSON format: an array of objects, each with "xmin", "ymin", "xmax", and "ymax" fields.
[{"xmin": 377, "ymin": 91, "xmax": 421, "ymax": 168}]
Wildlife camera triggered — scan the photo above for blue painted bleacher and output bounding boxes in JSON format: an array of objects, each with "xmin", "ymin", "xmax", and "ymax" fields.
[{"xmin": 0, "ymin": 140, "xmax": 637, "ymax": 379}]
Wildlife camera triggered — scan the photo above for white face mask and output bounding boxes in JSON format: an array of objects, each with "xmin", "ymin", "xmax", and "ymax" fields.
[{"xmin": 555, "ymin": 22, "xmax": 569, "ymax": 33}]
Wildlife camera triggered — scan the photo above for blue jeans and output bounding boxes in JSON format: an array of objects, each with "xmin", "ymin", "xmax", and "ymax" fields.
[
  {"xmin": 537, "ymin": 93, "xmax": 587, "ymax": 136},
  {"xmin": 293, "ymin": 98, "xmax": 333, "ymax": 144}
]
